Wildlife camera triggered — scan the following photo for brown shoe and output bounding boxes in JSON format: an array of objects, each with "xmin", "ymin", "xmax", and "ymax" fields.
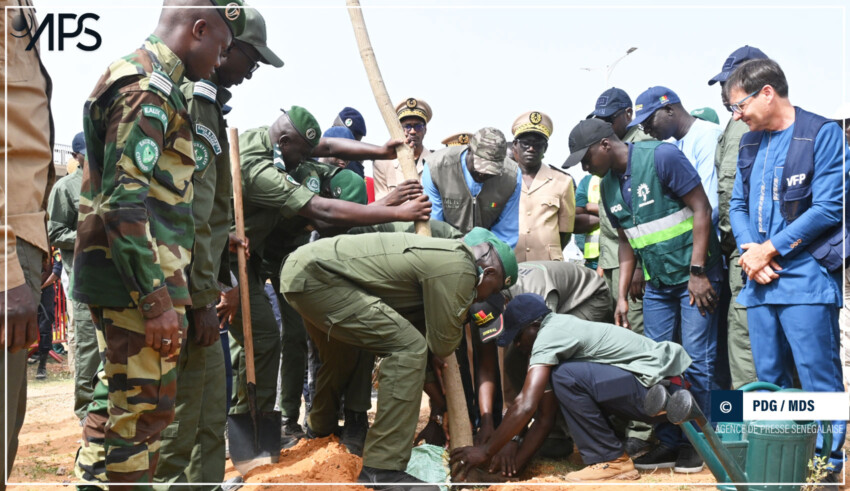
[{"xmin": 565, "ymin": 453, "xmax": 640, "ymax": 482}]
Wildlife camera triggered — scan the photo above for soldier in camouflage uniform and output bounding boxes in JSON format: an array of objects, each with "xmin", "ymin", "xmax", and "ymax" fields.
[
  {"xmin": 152, "ymin": 7, "xmax": 280, "ymax": 487},
  {"xmin": 72, "ymin": 1, "xmax": 242, "ymax": 485},
  {"xmin": 707, "ymin": 46, "xmax": 767, "ymax": 389},
  {"xmin": 228, "ymin": 107, "xmax": 430, "ymax": 427}
]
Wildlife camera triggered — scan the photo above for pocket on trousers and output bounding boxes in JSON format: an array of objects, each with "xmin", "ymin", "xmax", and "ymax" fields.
[{"xmin": 390, "ymin": 353, "xmax": 425, "ymax": 402}]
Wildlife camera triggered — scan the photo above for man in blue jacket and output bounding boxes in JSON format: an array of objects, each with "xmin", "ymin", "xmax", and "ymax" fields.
[{"xmin": 727, "ymin": 58, "xmax": 848, "ymax": 477}]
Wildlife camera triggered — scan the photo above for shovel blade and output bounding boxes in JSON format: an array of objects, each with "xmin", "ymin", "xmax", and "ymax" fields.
[{"xmin": 227, "ymin": 410, "xmax": 282, "ymax": 476}]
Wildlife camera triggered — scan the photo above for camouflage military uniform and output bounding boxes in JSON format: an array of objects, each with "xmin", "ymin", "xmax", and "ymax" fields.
[
  {"xmin": 47, "ymin": 168, "xmax": 100, "ymax": 421},
  {"xmin": 261, "ymin": 155, "xmax": 367, "ymax": 427},
  {"xmin": 73, "ymin": 35, "xmax": 195, "ymax": 485},
  {"xmin": 153, "ymin": 77, "xmax": 231, "ymax": 487}
]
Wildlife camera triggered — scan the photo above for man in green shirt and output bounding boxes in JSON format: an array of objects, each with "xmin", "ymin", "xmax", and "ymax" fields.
[
  {"xmin": 154, "ymin": 6, "xmax": 283, "ymax": 487},
  {"xmin": 229, "ymin": 106, "xmax": 431, "ymax": 426},
  {"xmin": 450, "ymin": 293, "xmax": 691, "ymax": 483},
  {"xmin": 282, "ymin": 228, "xmax": 517, "ymax": 488},
  {"xmin": 707, "ymin": 45, "xmax": 768, "ymax": 389}
]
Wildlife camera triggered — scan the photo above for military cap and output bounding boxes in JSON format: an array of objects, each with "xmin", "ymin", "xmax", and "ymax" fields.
[
  {"xmin": 72, "ymin": 132, "xmax": 86, "ymax": 156},
  {"xmin": 282, "ymin": 106, "xmax": 321, "ymax": 148},
  {"xmin": 333, "ymin": 107, "xmax": 367, "ymax": 139},
  {"xmin": 512, "ymin": 111, "xmax": 553, "ymax": 140},
  {"xmin": 468, "ymin": 127, "xmax": 507, "ymax": 176},
  {"xmin": 441, "ymin": 132, "xmax": 472, "ymax": 147},
  {"xmin": 463, "ymin": 227, "xmax": 518, "ymax": 289},
  {"xmin": 210, "ymin": 0, "xmax": 246, "ymax": 38},
  {"xmin": 395, "ymin": 98, "xmax": 432, "ymax": 123},
  {"xmin": 237, "ymin": 7, "xmax": 283, "ymax": 67},
  {"xmin": 690, "ymin": 107, "xmax": 719, "ymax": 125}
]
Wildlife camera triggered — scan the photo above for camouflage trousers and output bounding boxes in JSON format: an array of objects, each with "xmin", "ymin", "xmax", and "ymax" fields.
[{"xmin": 74, "ymin": 305, "xmax": 185, "ymax": 487}]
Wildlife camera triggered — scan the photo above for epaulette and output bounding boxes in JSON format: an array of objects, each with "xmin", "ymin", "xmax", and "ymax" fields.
[
  {"xmin": 193, "ymin": 79, "xmax": 217, "ymax": 103},
  {"xmin": 148, "ymin": 69, "xmax": 173, "ymax": 97},
  {"xmin": 546, "ymin": 163, "xmax": 570, "ymax": 176}
]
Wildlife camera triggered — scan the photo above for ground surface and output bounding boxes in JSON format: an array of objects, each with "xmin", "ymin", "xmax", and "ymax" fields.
[{"xmin": 6, "ymin": 359, "xmax": 849, "ymax": 490}]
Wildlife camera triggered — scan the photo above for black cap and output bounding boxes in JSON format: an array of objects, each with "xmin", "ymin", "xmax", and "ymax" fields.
[
  {"xmin": 468, "ymin": 293, "xmax": 505, "ymax": 343},
  {"xmin": 497, "ymin": 293, "xmax": 551, "ymax": 347},
  {"xmin": 587, "ymin": 87, "xmax": 632, "ymax": 119},
  {"xmin": 562, "ymin": 119, "xmax": 615, "ymax": 169},
  {"xmin": 708, "ymin": 45, "xmax": 769, "ymax": 86}
]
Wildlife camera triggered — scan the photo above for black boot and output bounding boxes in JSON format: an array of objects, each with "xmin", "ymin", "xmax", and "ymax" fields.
[
  {"xmin": 357, "ymin": 465, "xmax": 438, "ymax": 491},
  {"xmin": 340, "ymin": 409, "xmax": 369, "ymax": 456},
  {"xmin": 36, "ymin": 352, "xmax": 48, "ymax": 380}
]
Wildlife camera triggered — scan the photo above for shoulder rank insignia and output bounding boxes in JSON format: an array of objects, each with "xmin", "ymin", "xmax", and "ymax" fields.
[
  {"xmin": 148, "ymin": 69, "xmax": 173, "ymax": 97},
  {"xmin": 195, "ymin": 124, "xmax": 222, "ymax": 155},
  {"xmin": 134, "ymin": 138, "xmax": 160, "ymax": 173},
  {"xmin": 141, "ymin": 104, "xmax": 168, "ymax": 132},
  {"xmin": 273, "ymin": 144, "xmax": 286, "ymax": 171},
  {"xmin": 193, "ymin": 79, "xmax": 217, "ymax": 103}
]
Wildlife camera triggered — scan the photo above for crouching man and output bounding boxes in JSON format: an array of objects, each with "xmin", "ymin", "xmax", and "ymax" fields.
[{"xmin": 450, "ymin": 293, "xmax": 692, "ymax": 482}]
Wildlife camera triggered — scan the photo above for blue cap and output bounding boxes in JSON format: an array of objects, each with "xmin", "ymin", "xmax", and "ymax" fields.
[
  {"xmin": 322, "ymin": 126, "xmax": 355, "ymax": 140},
  {"xmin": 71, "ymin": 132, "xmax": 86, "ymax": 156},
  {"xmin": 627, "ymin": 86, "xmax": 681, "ymax": 129},
  {"xmin": 587, "ymin": 87, "xmax": 632, "ymax": 119},
  {"xmin": 708, "ymin": 45, "xmax": 769, "ymax": 86},
  {"xmin": 497, "ymin": 293, "xmax": 551, "ymax": 347},
  {"xmin": 335, "ymin": 107, "xmax": 366, "ymax": 139}
]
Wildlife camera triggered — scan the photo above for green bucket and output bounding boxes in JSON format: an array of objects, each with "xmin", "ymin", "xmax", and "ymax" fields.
[{"xmin": 744, "ymin": 420, "xmax": 818, "ymax": 491}]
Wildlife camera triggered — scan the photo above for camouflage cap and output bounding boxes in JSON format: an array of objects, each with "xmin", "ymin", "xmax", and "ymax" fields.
[
  {"xmin": 468, "ymin": 127, "xmax": 507, "ymax": 176},
  {"xmin": 442, "ymin": 132, "xmax": 472, "ymax": 147},
  {"xmin": 282, "ymin": 106, "xmax": 321, "ymax": 148},
  {"xmin": 210, "ymin": 0, "xmax": 246, "ymax": 38},
  {"xmin": 395, "ymin": 97, "xmax": 432, "ymax": 123},
  {"xmin": 512, "ymin": 111, "xmax": 553, "ymax": 140},
  {"xmin": 463, "ymin": 227, "xmax": 518, "ymax": 289},
  {"xmin": 237, "ymin": 7, "xmax": 283, "ymax": 67}
]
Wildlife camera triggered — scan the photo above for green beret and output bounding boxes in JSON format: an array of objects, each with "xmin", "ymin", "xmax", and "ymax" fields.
[
  {"xmin": 463, "ymin": 227, "xmax": 518, "ymax": 289},
  {"xmin": 283, "ymin": 106, "xmax": 321, "ymax": 149},
  {"xmin": 210, "ymin": 0, "xmax": 246, "ymax": 38},
  {"xmin": 329, "ymin": 170, "xmax": 367, "ymax": 205}
]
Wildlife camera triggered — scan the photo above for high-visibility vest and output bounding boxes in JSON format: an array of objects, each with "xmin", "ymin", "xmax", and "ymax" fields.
[
  {"xmin": 601, "ymin": 141, "xmax": 720, "ymax": 286},
  {"xmin": 583, "ymin": 175, "xmax": 601, "ymax": 260}
]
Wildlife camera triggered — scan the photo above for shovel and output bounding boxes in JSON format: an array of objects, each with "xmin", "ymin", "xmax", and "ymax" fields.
[{"xmin": 226, "ymin": 127, "xmax": 281, "ymax": 476}]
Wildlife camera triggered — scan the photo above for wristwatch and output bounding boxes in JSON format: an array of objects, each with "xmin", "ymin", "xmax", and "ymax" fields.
[{"xmin": 690, "ymin": 264, "xmax": 706, "ymax": 276}]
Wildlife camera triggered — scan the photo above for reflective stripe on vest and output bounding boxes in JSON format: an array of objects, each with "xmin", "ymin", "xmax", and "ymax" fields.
[
  {"xmin": 583, "ymin": 175, "xmax": 602, "ymax": 259},
  {"xmin": 623, "ymin": 207, "xmax": 695, "ymax": 250}
]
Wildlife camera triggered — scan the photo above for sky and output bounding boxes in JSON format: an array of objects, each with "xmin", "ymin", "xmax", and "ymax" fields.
[{"xmin": 16, "ymin": 0, "xmax": 850, "ymax": 184}]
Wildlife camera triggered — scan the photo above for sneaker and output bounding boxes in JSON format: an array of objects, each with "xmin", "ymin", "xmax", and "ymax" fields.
[
  {"xmin": 36, "ymin": 366, "xmax": 47, "ymax": 380},
  {"xmin": 673, "ymin": 445, "xmax": 704, "ymax": 473},
  {"xmin": 281, "ymin": 420, "xmax": 305, "ymax": 440},
  {"xmin": 356, "ymin": 465, "xmax": 439, "ymax": 491},
  {"xmin": 565, "ymin": 453, "xmax": 639, "ymax": 482},
  {"xmin": 340, "ymin": 410, "xmax": 369, "ymax": 457},
  {"xmin": 624, "ymin": 437, "xmax": 652, "ymax": 459},
  {"xmin": 633, "ymin": 444, "xmax": 677, "ymax": 470}
]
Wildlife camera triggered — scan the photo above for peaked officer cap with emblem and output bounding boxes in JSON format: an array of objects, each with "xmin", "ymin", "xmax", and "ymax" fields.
[
  {"xmin": 395, "ymin": 97, "xmax": 432, "ymax": 123},
  {"xmin": 441, "ymin": 131, "xmax": 473, "ymax": 147},
  {"xmin": 512, "ymin": 111, "xmax": 553, "ymax": 140}
]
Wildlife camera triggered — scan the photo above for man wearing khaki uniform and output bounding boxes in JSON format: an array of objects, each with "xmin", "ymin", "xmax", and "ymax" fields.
[
  {"xmin": 511, "ymin": 111, "xmax": 575, "ymax": 262},
  {"xmin": 372, "ymin": 98, "xmax": 432, "ymax": 200}
]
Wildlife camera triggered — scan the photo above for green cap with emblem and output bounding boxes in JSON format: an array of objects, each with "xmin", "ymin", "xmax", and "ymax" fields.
[
  {"xmin": 210, "ymin": 0, "xmax": 246, "ymax": 38},
  {"xmin": 463, "ymin": 227, "xmax": 518, "ymax": 289},
  {"xmin": 282, "ymin": 106, "xmax": 322, "ymax": 148},
  {"xmin": 237, "ymin": 7, "xmax": 283, "ymax": 67}
]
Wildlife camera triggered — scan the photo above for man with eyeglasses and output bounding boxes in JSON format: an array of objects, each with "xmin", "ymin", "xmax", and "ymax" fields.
[
  {"xmin": 372, "ymin": 97, "xmax": 433, "ymax": 200},
  {"xmin": 726, "ymin": 58, "xmax": 848, "ymax": 481},
  {"xmin": 578, "ymin": 87, "xmax": 655, "ymax": 459},
  {"xmin": 510, "ymin": 111, "xmax": 575, "ymax": 262},
  {"xmin": 422, "ymin": 127, "xmax": 522, "ymax": 248},
  {"xmin": 629, "ymin": 87, "xmax": 721, "ymax": 230},
  {"xmin": 707, "ymin": 45, "xmax": 769, "ymax": 391}
]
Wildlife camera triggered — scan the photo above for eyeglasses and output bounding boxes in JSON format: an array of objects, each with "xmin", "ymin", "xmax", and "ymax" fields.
[
  {"xmin": 515, "ymin": 138, "xmax": 546, "ymax": 151},
  {"xmin": 402, "ymin": 123, "xmax": 425, "ymax": 132},
  {"xmin": 231, "ymin": 41, "xmax": 259, "ymax": 74},
  {"xmin": 729, "ymin": 88, "xmax": 762, "ymax": 114}
]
